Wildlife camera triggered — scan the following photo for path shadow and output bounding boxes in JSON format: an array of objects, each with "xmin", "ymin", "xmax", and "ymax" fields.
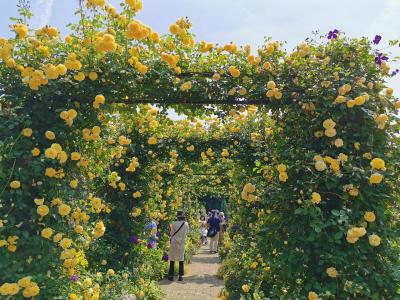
[
  {"xmin": 159, "ymin": 274, "xmax": 223, "ymax": 288},
  {"xmin": 181, "ymin": 274, "xmax": 224, "ymax": 287},
  {"xmin": 191, "ymin": 254, "xmax": 220, "ymax": 264}
]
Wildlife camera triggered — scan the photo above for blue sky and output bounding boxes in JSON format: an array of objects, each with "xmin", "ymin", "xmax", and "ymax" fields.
[{"xmin": 1, "ymin": 0, "xmax": 399, "ymax": 102}]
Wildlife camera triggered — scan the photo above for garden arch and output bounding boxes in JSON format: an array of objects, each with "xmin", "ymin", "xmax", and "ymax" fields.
[{"xmin": 0, "ymin": 1, "xmax": 399, "ymax": 299}]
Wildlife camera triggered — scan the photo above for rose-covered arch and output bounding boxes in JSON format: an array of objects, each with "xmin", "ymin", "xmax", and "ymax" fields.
[{"xmin": 1, "ymin": 0, "xmax": 400, "ymax": 299}]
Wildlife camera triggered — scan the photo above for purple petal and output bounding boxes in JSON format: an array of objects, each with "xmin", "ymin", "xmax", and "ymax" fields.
[
  {"xmin": 70, "ymin": 275, "xmax": 78, "ymax": 282},
  {"xmin": 129, "ymin": 235, "xmax": 139, "ymax": 244},
  {"xmin": 373, "ymin": 35, "xmax": 382, "ymax": 45}
]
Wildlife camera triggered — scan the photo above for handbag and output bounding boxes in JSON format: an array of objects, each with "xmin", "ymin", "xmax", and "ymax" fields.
[{"xmin": 207, "ymin": 226, "xmax": 217, "ymax": 238}]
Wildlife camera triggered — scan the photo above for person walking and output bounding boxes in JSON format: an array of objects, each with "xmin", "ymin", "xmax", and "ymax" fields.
[
  {"xmin": 218, "ymin": 212, "xmax": 226, "ymax": 249},
  {"xmin": 168, "ymin": 211, "xmax": 189, "ymax": 281},
  {"xmin": 199, "ymin": 215, "xmax": 208, "ymax": 245},
  {"xmin": 207, "ymin": 210, "xmax": 220, "ymax": 254}
]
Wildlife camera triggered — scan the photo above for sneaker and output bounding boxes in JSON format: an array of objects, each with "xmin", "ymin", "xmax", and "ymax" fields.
[
  {"xmin": 178, "ymin": 276, "xmax": 183, "ymax": 281},
  {"xmin": 168, "ymin": 276, "xmax": 174, "ymax": 281}
]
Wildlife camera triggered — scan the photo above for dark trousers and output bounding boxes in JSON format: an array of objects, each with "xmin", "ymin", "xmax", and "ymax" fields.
[{"xmin": 168, "ymin": 261, "xmax": 184, "ymax": 277}]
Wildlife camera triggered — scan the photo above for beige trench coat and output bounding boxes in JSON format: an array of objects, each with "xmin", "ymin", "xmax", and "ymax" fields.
[{"xmin": 169, "ymin": 221, "xmax": 189, "ymax": 261}]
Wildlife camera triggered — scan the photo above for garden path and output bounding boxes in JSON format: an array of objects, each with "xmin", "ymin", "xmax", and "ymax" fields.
[{"xmin": 159, "ymin": 245, "xmax": 224, "ymax": 300}]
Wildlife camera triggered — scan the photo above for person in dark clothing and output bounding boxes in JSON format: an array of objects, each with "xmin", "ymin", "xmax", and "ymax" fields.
[{"xmin": 207, "ymin": 210, "xmax": 220, "ymax": 253}]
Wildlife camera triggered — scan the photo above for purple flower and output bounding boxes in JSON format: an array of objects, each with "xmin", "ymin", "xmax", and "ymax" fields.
[
  {"xmin": 373, "ymin": 35, "xmax": 382, "ymax": 45},
  {"xmin": 129, "ymin": 235, "xmax": 139, "ymax": 244},
  {"xmin": 156, "ymin": 231, "xmax": 161, "ymax": 238},
  {"xmin": 147, "ymin": 241, "xmax": 155, "ymax": 249},
  {"xmin": 70, "ymin": 274, "xmax": 78, "ymax": 282},
  {"xmin": 375, "ymin": 53, "xmax": 389, "ymax": 65},
  {"xmin": 391, "ymin": 69, "xmax": 399, "ymax": 76},
  {"xmin": 162, "ymin": 255, "xmax": 169, "ymax": 262},
  {"xmin": 327, "ymin": 29, "xmax": 339, "ymax": 40}
]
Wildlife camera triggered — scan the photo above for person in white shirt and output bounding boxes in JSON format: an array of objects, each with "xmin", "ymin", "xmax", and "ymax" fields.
[
  {"xmin": 199, "ymin": 215, "xmax": 208, "ymax": 245},
  {"xmin": 168, "ymin": 211, "xmax": 189, "ymax": 281}
]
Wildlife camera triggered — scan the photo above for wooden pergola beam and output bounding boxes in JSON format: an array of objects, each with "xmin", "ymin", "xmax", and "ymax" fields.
[{"xmin": 112, "ymin": 99, "xmax": 269, "ymax": 105}]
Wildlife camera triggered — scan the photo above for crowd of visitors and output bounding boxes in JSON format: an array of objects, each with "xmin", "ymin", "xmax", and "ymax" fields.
[
  {"xmin": 143, "ymin": 209, "xmax": 227, "ymax": 282},
  {"xmin": 199, "ymin": 210, "xmax": 227, "ymax": 253}
]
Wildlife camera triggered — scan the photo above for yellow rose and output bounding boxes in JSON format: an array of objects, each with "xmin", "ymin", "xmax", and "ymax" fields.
[
  {"xmin": 69, "ymin": 179, "xmax": 78, "ymax": 189},
  {"xmin": 41, "ymin": 228, "xmax": 53, "ymax": 239},
  {"xmin": 45, "ymin": 130, "xmax": 56, "ymax": 140},
  {"xmin": 386, "ymin": 87, "xmax": 393, "ymax": 96},
  {"xmin": 368, "ymin": 234, "xmax": 381, "ymax": 247},
  {"xmin": 364, "ymin": 211, "xmax": 376, "ymax": 222},
  {"xmin": 370, "ymin": 158, "xmax": 385, "ymax": 171},
  {"xmin": 132, "ymin": 191, "xmax": 142, "ymax": 198},
  {"xmin": 148, "ymin": 137, "xmax": 157, "ymax": 145},
  {"xmin": 311, "ymin": 192, "xmax": 321, "ymax": 204},
  {"xmin": 17, "ymin": 277, "xmax": 31, "ymax": 288},
  {"xmin": 59, "ymin": 238, "xmax": 72, "ymax": 249},
  {"xmin": 348, "ymin": 187, "xmax": 359, "ymax": 197},
  {"xmin": 308, "ymin": 291, "xmax": 318, "ymax": 300},
  {"xmin": 326, "ymin": 267, "xmax": 338, "ymax": 278},
  {"xmin": 315, "ymin": 160, "xmax": 327, "ymax": 171},
  {"xmin": 95, "ymin": 94, "xmax": 105, "ymax": 105},
  {"xmin": 242, "ymin": 284, "xmax": 250, "ymax": 293},
  {"xmin": 22, "ymin": 282, "xmax": 40, "ymax": 297},
  {"xmin": 250, "ymin": 261, "xmax": 258, "ymax": 269},
  {"xmin": 0, "ymin": 282, "xmax": 20, "ymax": 296},
  {"xmin": 263, "ymin": 61, "xmax": 271, "ymax": 70},
  {"xmin": 89, "ymin": 71, "xmax": 98, "ymax": 80},
  {"xmin": 58, "ymin": 204, "xmax": 71, "ymax": 216},
  {"xmin": 74, "ymin": 72, "xmax": 85, "ymax": 81},
  {"xmin": 71, "ymin": 152, "xmax": 81, "ymax": 161},
  {"xmin": 14, "ymin": 23, "xmax": 28, "ymax": 39},
  {"xmin": 94, "ymin": 221, "xmax": 106, "ymax": 238},
  {"xmin": 267, "ymin": 81, "xmax": 276, "ymax": 89},
  {"xmin": 75, "ymin": 225, "xmax": 84, "ymax": 234},
  {"xmin": 45, "ymin": 147, "xmax": 58, "ymax": 159},
  {"xmin": 278, "ymin": 172, "xmax": 288, "ymax": 182},
  {"xmin": 45, "ymin": 167, "xmax": 56, "ymax": 177},
  {"xmin": 22, "ymin": 128, "xmax": 33, "ymax": 137},
  {"xmin": 34, "ymin": 197, "xmax": 45, "ymax": 205},
  {"xmin": 10, "ymin": 180, "xmax": 21, "ymax": 189},
  {"xmin": 324, "ymin": 128, "xmax": 337, "ymax": 137},
  {"xmin": 334, "ymin": 138, "xmax": 343, "ymax": 147},
  {"xmin": 322, "ymin": 118, "xmax": 336, "ymax": 129},
  {"xmin": 347, "ymin": 99, "xmax": 356, "ymax": 108},
  {"xmin": 83, "ymin": 278, "xmax": 92, "ymax": 286},
  {"xmin": 31, "ymin": 147, "xmax": 41, "ymax": 156},
  {"xmin": 363, "ymin": 152, "xmax": 372, "ymax": 160},
  {"xmin": 228, "ymin": 66, "xmax": 240, "ymax": 78},
  {"xmin": 70, "ymin": 293, "xmax": 79, "ymax": 300},
  {"xmin": 107, "ymin": 269, "xmax": 115, "ymax": 276},
  {"xmin": 277, "ymin": 164, "xmax": 287, "ymax": 173},
  {"xmin": 53, "ymin": 233, "xmax": 63, "ymax": 243},
  {"xmin": 370, "ymin": 173, "xmax": 383, "ymax": 184},
  {"xmin": 37, "ymin": 205, "xmax": 50, "ymax": 217}
]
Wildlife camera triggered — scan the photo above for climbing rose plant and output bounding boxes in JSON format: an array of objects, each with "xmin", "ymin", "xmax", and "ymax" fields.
[{"xmin": 0, "ymin": 0, "xmax": 400, "ymax": 299}]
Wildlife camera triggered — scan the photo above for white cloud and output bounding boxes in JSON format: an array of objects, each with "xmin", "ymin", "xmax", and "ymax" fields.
[{"xmin": 31, "ymin": 0, "xmax": 54, "ymax": 28}]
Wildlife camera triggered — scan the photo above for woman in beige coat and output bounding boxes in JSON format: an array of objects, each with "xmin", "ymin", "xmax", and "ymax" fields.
[{"xmin": 168, "ymin": 211, "xmax": 189, "ymax": 281}]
